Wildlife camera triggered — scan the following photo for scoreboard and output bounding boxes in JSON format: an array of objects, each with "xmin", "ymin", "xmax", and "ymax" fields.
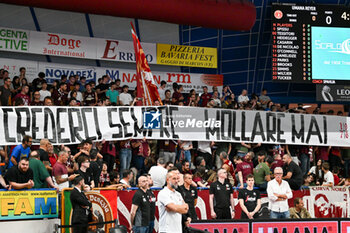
[{"xmin": 271, "ymin": 4, "xmax": 350, "ymax": 84}]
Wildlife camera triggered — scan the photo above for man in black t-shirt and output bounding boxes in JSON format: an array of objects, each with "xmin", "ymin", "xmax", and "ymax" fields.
[
  {"xmin": 177, "ymin": 174, "xmax": 198, "ymax": 220},
  {"xmin": 38, "ymin": 139, "xmax": 52, "ymax": 172},
  {"xmin": 75, "ymin": 156, "xmax": 95, "ymax": 190},
  {"xmin": 282, "ymin": 154, "xmax": 303, "ymax": 190},
  {"xmin": 146, "ymin": 174, "xmax": 156, "ymax": 233},
  {"xmin": 130, "ymin": 175, "xmax": 150, "ymax": 233},
  {"xmin": 209, "ymin": 168, "xmax": 235, "ymax": 219},
  {"xmin": 5, "ymin": 157, "xmax": 34, "ymax": 190},
  {"xmin": 238, "ymin": 174, "xmax": 261, "ymax": 219}
]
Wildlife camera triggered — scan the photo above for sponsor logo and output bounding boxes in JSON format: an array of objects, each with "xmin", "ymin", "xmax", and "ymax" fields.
[
  {"xmin": 143, "ymin": 111, "xmax": 161, "ymax": 129},
  {"xmin": 48, "ymin": 33, "xmax": 81, "ymax": 49},
  {"xmin": 274, "ymin": 10, "xmax": 283, "ymax": 19},
  {"xmin": 86, "ymin": 192, "xmax": 113, "ymax": 233},
  {"xmin": 314, "ymin": 39, "xmax": 350, "ymax": 54}
]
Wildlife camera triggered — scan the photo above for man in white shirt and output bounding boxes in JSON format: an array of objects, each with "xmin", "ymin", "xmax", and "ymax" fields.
[
  {"xmin": 118, "ymin": 85, "xmax": 133, "ymax": 105},
  {"xmin": 148, "ymin": 158, "xmax": 168, "ymax": 188},
  {"xmin": 238, "ymin": 89, "xmax": 249, "ymax": 105},
  {"xmin": 321, "ymin": 162, "xmax": 334, "ymax": 187},
  {"xmin": 267, "ymin": 167, "xmax": 293, "ymax": 219},
  {"xmin": 158, "ymin": 81, "xmax": 167, "ymax": 100},
  {"xmin": 158, "ymin": 171, "xmax": 189, "ymax": 233}
]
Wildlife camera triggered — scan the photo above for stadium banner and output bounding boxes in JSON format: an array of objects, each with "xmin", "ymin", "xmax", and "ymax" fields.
[
  {"xmin": 316, "ymin": 84, "xmax": 350, "ymax": 102},
  {"xmin": 341, "ymin": 221, "xmax": 350, "ymax": 233},
  {"xmin": 0, "ymin": 106, "xmax": 349, "ymax": 146},
  {"xmin": 0, "ymin": 57, "xmax": 223, "ymax": 94},
  {"xmin": 252, "ymin": 221, "xmax": 339, "ymax": 233},
  {"xmin": 0, "ymin": 27, "xmax": 217, "ymax": 68},
  {"xmin": 309, "ymin": 186, "xmax": 350, "ymax": 218},
  {"xmin": 190, "ymin": 222, "xmax": 249, "ymax": 233},
  {"xmin": 61, "ymin": 188, "xmax": 118, "ymax": 233},
  {"xmin": 0, "ymin": 189, "xmax": 58, "ymax": 220},
  {"xmin": 156, "ymin": 44, "xmax": 217, "ymax": 68}
]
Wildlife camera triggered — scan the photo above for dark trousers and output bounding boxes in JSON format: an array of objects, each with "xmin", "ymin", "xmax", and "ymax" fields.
[
  {"xmin": 285, "ymin": 179, "xmax": 301, "ymax": 190},
  {"xmin": 103, "ymin": 153, "xmax": 115, "ymax": 173},
  {"xmin": 214, "ymin": 207, "xmax": 231, "ymax": 219}
]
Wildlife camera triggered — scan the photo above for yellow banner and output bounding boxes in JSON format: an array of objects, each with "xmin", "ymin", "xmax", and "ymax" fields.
[
  {"xmin": 0, "ymin": 189, "xmax": 58, "ymax": 220},
  {"xmin": 157, "ymin": 44, "xmax": 217, "ymax": 68}
]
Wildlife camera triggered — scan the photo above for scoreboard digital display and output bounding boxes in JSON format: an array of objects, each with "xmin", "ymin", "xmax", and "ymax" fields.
[{"xmin": 271, "ymin": 4, "xmax": 350, "ymax": 84}]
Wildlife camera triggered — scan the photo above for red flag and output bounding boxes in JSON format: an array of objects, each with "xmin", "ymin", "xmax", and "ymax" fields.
[{"xmin": 131, "ymin": 22, "xmax": 162, "ymax": 106}]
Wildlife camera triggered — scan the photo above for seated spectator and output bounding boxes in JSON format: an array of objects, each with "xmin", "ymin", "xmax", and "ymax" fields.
[
  {"xmin": 308, "ymin": 159, "xmax": 324, "ymax": 185},
  {"xmin": 193, "ymin": 166, "xmax": 209, "ymax": 188},
  {"xmin": 68, "ymin": 82, "xmax": 83, "ymax": 103},
  {"xmin": 333, "ymin": 166, "xmax": 341, "ymax": 186},
  {"xmin": 109, "ymin": 171, "xmax": 120, "ymax": 185},
  {"xmin": 29, "ymin": 150, "xmax": 58, "ymax": 190},
  {"xmin": 8, "ymin": 135, "xmax": 32, "ymax": 169},
  {"xmin": 31, "ymin": 91, "xmax": 43, "ymax": 106},
  {"xmin": 238, "ymin": 89, "xmax": 249, "ymax": 105},
  {"xmin": 53, "ymin": 151, "xmax": 78, "ymax": 191},
  {"xmin": 321, "ymin": 162, "xmax": 334, "ymax": 187},
  {"xmin": 259, "ymin": 89, "xmax": 271, "ymax": 109},
  {"xmin": 289, "ymin": 197, "xmax": 311, "ymax": 219},
  {"xmin": 13, "ymin": 85, "xmax": 30, "ymax": 106},
  {"xmin": 0, "ymin": 77, "xmax": 12, "ymax": 106},
  {"xmin": 179, "ymin": 160, "xmax": 192, "ymax": 175},
  {"xmin": 5, "ymin": 157, "xmax": 34, "ymax": 190},
  {"xmin": 99, "ymin": 162, "xmax": 111, "ymax": 187},
  {"xmin": 32, "ymin": 72, "xmax": 46, "ymax": 92},
  {"xmin": 211, "ymin": 91, "xmax": 221, "ymax": 107},
  {"xmin": 172, "ymin": 85, "xmax": 184, "ymax": 104},
  {"xmin": 162, "ymin": 89, "xmax": 172, "ymax": 105},
  {"xmin": 282, "ymin": 153, "xmax": 303, "ymax": 190},
  {"xmin": 222, "ymin": 96, "xmax": 238, "ymax": 109},
  {"xmin": 302, "ymin": 174, "xmax": 316, "ymax": 187},
  {"xmin": 52, "ymin": 82, "xmax": 68, "ymax": 106},
  {"xmin": 148, "ymin": 158, "xmax": 167, "ymax": 188},
  {"xmin": 43, "ymin": 96, "xmax": 54, "ymax": 106},
  {"xmin": 253, "ymin": 152, "xmax": 273, "ymax": 191},
  {"xmin": 120, "ymin": 169, "xmax": 133, "ymax": 188},
  {"xmin": 83, "ymin": 83, "xmax": 98, "ymax": 106},
  {"xmin": 235, "ymin": 156, "xmax": 253, "ymax": 188},
  {"xmin": 75, "ymin": 155, "xmax": 95, "ymax": 190},
  {"xmin": 39, "ymin": 81, "xmax": 51, "ymax": 101},
  {"xmin": 200, "ymin": 86, "xmax": 211, "ymax": 107},
  {"xmin": 165, "ymin": 161, "xmax": 174, "ymax": 170}
]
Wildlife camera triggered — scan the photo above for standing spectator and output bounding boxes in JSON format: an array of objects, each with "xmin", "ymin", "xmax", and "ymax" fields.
[
  {"xmin": 197, "ymin": 141, "xmax": 214, "ymax": 170},
  {"xmin": 132, "ymin": 139, "xmax": 151, "ymax": 176},
  {"xmin": 238, "ymin": 174, "xmax": 261, "ymax": 219},
  {"xmin": 0, "ymin": 170, "xmax": 9, "ymax": 189},
  {"xmin": 221, "ymin": 85, "xmax": 232, "ymax": 101},
  {"xmin": 271, "ymin": 152, "xmax": 284, "ymax": 172},
  {"xmin": 209, "ymin": 169, "xmax": 235, "ymax": 219},
  {"xmin": 212, "ymin": 91, "xmax": 221, "ymax": 107},
  {"xmin": 158, "ymin": 171, "xmax": 189, "ymax": 233},
  {"xmin": 0, "ymin": 77, "xmax": 12, "ymax": 105},
  {"xmin": 259, "ymin": 89, "xmax": 271, "ymax": 109},
  {"xmin": 83, "ymin": 83, "xmax": 98, "ymax": 106},
  {"xmin": 289, "ymin": 197, "xmax": 311, "ymax": 219},
  {"xmin": 321, "ymin": 162, "xmax": 334, "ymax": 187},
  {"xmin": 13, "ymin": 85, "xmax": 30, "ymax": 105},
  {"xmin": 235, "ymin": 156, "xmax": 253, "ymax": 189},
  {"xmin": 158, "ymin": 140, "xmax": 177, "ymax": 164},
  {"xmin": 177, "ymin": 173, "xmax": 198, "ymax": 220},
  {"xmin": 222, "ymin": 96, "xmax": 238, "ymax": 109},
  {"xmin": 29, "ymin": 150, "xmax": 57, "ymax": 189},
  {"xmin": 89, "ymin": 150, "xmax": 102, "ymax": 188},
  {"xmin": 68, "ymin": 83, "xmax": 83, "ymax": 103},
  {"xmin": 52, "ymin": 151, "xmax": 78, "ymax": 191},
  {"xmin": 31, "ymin": 91, "xmax": 43, "ymax": 106},
  {"xmin": 146, "ymin": 174, "xmax": 156, "ymax": 233},
  {"xmin": 52, "ymin": 82, "xmax": 68, "ymax": 106},
  {"xmin": 5, "ymin": 157, "xmax": 34, "ymax": 190},
  {"xmin": 130, "ymin": 175, "xmax": 151, "ymax": 233},
  {"xmin": 8, "ymin": 135, "xmax": 32, "ymax": 169},
  {"xmin": 44, "ymin": 96, "xmax": 54, "ymax": 106},
  {"xmin": 96, "ymin": 75, "xmax": 110, "ymax": 99},
  {"xmin": 267, "ymin": 167, "xmax": 293, "ymax": 219},
  {"xmin": 114, "ymin": 79, "xmax": 122, "ymax": 93},
  {"xmin": 215, "ymin": 142, "xmax": 231, "ymax": 169},
  {"xmin": 106, "ymin": 82, "xmax": 119, "ymax": 104},
  {"xmin": 75, "ymin": 156, "xmax": 95, "ymax": 190},
  {"xmin": 70, "ymin": 176, "xmax": 92, "ymax": 233},
  {"xmin": 172, "ymin": 85, "xmax": 184, "ymax": 105},
  {"xmin": 101, "ymin": 140, "xmax": 116, "ymax": 173},
  {"xmin": 32, "ymin": 72, "xmax": 46, "ymax": 92},
  {"xmin": 119, "ymin": 85, "xmax": 133, "ymax": 105},
  {"xmin": 341, "ymin": 148, "xmax": 350, "ymax": 178},
  {"xmin": 148, "ymin": 158, "xmax": 168, "ymax": 188},
  {"xmin": 200, "ymin": 86, "xmax": 212, "ymax": 107},
  {"xmin": 38, "ymin": 139, "xmax": 52, "ymax": 172},
  {"xmin": 67, "ymin": 76, "xmax": 76, "ymax": 91},
  {"xmin": 220, "ymin": 152, "xmax": 235, "ymax": 186},
  {"xmin": 39, "ymin": 81, "xmax": 51, "ymax": 101},
  {"xmin": 11, "ymin": 76, "xmax": 21, "ymax": 96},
  {"xmin": 178, "ymin": 141, "xmax": 192, "ymax": 165},
  {"xmin": 158, "ymin": 80, "xmax": 167, "ymax": 100},
  {"xmin": 162, "ymin": 90, "xmax": 172, "ymax": 105},
  {"xmin": 253, "ymin": 151, "xmax": 273, "ymax": 191},
  {"xmin": 79, "ymin": 76, "xmax": 87, "ymax": 92},
  {"xmin": 282, "ymin": 154, "xmax": 303, "ymax": 190},
  {"xmin": 119, "ymin": 139, "xmax": 132, "ymax": 176}
]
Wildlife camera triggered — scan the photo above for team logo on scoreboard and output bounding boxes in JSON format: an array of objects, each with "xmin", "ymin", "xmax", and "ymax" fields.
[
  {"xmin": 332, "ymin": 39, "xmax": 350, "ymax": 55},
  {"xmin": 321, "ymin": 85, "xmax": 334, "ymax": 102},
  {"xmin": 274, "ymin": 10, "xmax": 283, "ymax": 19}
]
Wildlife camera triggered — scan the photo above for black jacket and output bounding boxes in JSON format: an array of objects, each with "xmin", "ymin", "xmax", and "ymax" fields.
[{"xmin": 70, "ymin": 187, "xmax": 92, "ymax": 224}]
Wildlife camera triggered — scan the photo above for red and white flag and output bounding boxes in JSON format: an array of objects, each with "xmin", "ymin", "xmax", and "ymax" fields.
[{"xmin": 131, "ymin": 23, "xmax": 162, "ymax": 106}]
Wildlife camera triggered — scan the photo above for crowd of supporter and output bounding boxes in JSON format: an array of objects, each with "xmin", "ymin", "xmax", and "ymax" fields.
[{"xmin": 0, "ymin": 67, "xmax": 349, "ymax": 197}]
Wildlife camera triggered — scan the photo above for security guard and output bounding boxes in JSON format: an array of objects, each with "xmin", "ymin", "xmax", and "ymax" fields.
[{"xmin": 209, "ymin": 168, "xmax": 235, "ymax": 219}]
